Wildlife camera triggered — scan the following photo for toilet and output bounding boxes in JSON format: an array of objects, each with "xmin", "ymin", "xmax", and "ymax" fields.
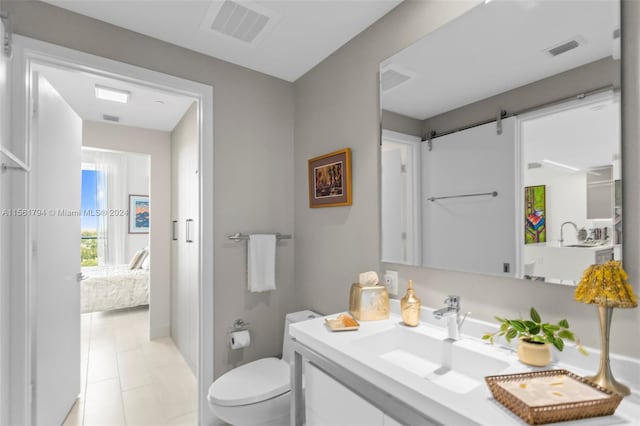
[{"xmin": 208, "ymin": 310, "xmax": 320, "ymax": 426}]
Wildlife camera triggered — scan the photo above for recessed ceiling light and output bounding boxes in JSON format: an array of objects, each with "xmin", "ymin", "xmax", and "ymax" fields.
[
  {"xmin": 543, "ymin": 159, "xmax": 580, "ymax": 171},
  {"xmin": 95, "ymin": 85, "xmax": 130, "ymax": 103}
]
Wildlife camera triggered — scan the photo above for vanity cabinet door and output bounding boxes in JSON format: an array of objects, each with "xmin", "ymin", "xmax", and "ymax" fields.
[{"xmin": 306, "ymin": 363, "xmax": 384, "ymax": 426}]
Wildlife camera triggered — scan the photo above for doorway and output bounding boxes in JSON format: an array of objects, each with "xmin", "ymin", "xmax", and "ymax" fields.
[{"xmin": 9, "ymin": 35, "xmax": 214, "ymax": 425}]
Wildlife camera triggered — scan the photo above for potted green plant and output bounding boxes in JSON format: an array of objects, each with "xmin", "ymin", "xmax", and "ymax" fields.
[{"xmin": 482, "ymin": 307, "xmax": 587, "ymax": 366}]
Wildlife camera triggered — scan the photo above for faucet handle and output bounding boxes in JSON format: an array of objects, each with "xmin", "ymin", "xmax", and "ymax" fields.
[{"xmin": 445, "ymin": 295, "xmax": 460, "ymax": 309}]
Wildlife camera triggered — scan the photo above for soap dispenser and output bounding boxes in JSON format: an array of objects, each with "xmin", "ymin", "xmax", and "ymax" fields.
[{"xmin": 401, "ymin": 280, "xmax": 421, "ymax": 327}]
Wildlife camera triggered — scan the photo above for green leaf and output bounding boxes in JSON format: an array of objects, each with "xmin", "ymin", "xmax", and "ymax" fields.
[
  {"xmin": 500, "ymin": 323, "xmax": 509, "ymax": 332},
  {"xmin": 529, "ymin": 335, "xmax": 546, "ymax": 344},
  {"xmin": 508, "ymin": 320, "xmax": 527, "ymax": 333},
  {"xmin": 543, "ymin": 324, "xmax": 560, "ymax": 332},
  {"xmin": 553, "ymin": 338, "xmax": 565, "ymax": 352},
  {"xmin": 482, "ymin": 334, "xmax": 492, "ymax": 340},
  {"xmin": 530, "ymin": 307, "xmax": 541, "ymax": 323},
  {"xmin": 494, "ymin": 316, "xmax": 506, "ymax": 323},
  {"xmin": 578, "ymin": 345, "xmax": 589, "ymax": 356},
  {"xmin": 523, "ymin": 321, "xmax": 541, "ymax": 336},
  {"xmin": 506, "ymin": 328, "xmax": 518, "ymax": 343},
  {"xmin": 558, "ymin": 319, "xmax": 569, "ymax": 328},
  {"xmin": 544, "ymin": 329, "xmax": 555, "ymax": 341},
  {"xmin": 558, "ymin": 330, "xmax": 575, "ymax": 341}
]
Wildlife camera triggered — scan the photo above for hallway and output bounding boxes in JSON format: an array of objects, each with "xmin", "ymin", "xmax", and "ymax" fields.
[{"xmin": 63, "ymin": 307, "xmax": 196, "ymax": 426}]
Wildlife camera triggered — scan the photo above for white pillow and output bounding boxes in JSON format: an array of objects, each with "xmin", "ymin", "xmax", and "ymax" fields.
[
  {"xmin": 141, "ymin": 254, "xmax": 150, "ymax": 270},
  {"xmin": 128, "ymin": 248, "xmax": 147, "ymax": 270}
]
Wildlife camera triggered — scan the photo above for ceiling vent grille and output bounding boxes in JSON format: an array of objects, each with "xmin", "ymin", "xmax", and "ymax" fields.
[
  {"xmin": 102, "ymin": 114, "xmax": 120, "ymax": 123},
  {"xmin": 380, "ymin": 66, "xmax": 413, "ymax": 92},
  {"xmin": 201, "ymin": 0, "xmax": 279, "ymax": 46},
  {"xmin": 545, "ymin": 36, "xmax": 585, "ymax": 57}
]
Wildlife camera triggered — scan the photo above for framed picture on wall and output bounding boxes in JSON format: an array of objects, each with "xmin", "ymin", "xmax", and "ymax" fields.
[
  {"xmin": 129, "ymin": 194, "xmax": 150, "ymax": 234},
  {"xmin": 524, "ymin": 185, "xmax": 545, "ymax": 244},
  {"xmin": 308, "ymin": 148, "xmax": 352, "ymax": 208}
]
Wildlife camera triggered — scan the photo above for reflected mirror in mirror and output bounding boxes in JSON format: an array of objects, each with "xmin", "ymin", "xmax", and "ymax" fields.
[{"xmin": 379, "ymin": 0, "xmax": 621, "ymax": 286}]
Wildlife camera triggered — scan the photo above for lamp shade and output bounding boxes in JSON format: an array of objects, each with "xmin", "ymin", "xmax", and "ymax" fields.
[{"xmin": 575, "ymin": 261, "xmax": 637, "ymax": 308}]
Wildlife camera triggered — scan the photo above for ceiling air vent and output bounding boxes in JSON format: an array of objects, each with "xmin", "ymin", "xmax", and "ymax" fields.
[
  {"xmin": 201, "ymin": 0, "xmax": 279, "ymax": 46},
  {"xmin": 380, "ymin": 65, "xmax": 414, "ymax": 92},
  {"xmin": 545, "ymin": 36, "xmax": 585, "ymax": 57},
  {"xmin": 528, "ymin": 162, "xmax": 542, "ymax": 170},
  {"xmin": 102, "ymin": 114, "xmax": 120, "ymax": 123}
]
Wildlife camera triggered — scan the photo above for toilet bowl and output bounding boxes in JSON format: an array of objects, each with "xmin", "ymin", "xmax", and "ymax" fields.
[{"xmin": 208, "ymin": 310, "xmax": 320, "ymax": 426}]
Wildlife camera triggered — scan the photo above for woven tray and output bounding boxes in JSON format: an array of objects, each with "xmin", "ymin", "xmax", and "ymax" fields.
[{"xmin": 485, "ymin": 370, "xmax": 623, "ymax": 425}]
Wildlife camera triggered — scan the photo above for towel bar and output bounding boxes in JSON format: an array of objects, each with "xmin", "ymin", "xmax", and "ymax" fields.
[{"xmin": 227, "ymin": 232, "xmax": 291, "ymax": 241}]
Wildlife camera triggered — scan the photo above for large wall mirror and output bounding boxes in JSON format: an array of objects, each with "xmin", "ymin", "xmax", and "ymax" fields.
[{"xmin": 379, "ymin": 0, "xmax": 621, "ymax": 286}]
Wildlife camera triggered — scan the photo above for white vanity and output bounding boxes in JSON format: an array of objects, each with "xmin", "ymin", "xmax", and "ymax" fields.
[{"xmin": 290, "ymin": 301, "xmax": 640, "ymax": 425}]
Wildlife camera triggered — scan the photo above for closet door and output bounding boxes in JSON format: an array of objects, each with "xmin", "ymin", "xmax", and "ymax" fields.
[{"xmin": 170, "ymin": 104, "xmax": 198, "ymax": 375}]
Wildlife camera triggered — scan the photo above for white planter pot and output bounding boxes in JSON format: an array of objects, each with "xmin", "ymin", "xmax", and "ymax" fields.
[{"xmin": 517, "ymin": 339, "xmax": 552, "ymax": 367}]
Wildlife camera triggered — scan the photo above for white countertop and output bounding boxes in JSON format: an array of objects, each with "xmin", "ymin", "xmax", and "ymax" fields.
[
  {"xmin": 290, "ymin": 302, "xmax": 640, "ymax": 425},
  {"xmin": 527, "ymin": 241, "xmax": 617, "ymax": 250}
]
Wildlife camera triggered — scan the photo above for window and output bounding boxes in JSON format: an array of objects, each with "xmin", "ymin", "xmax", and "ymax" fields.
[{"xmin": 81, "ymin": 168, "xmax": 98, "ymax": 266}]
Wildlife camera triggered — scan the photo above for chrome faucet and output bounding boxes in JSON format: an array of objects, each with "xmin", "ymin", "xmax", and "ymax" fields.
[
  {"xmin": 433, "ymin": 295, "xmax": 469, "ymax": 340},
  {"xmin": 560, "ymin": 221, "xmax": 578, "ymax": 246}
]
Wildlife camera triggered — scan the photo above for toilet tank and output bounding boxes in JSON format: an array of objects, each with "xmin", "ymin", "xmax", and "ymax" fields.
[{"xmin": 282, "ymin": 310, "xmax": 320, "ymax": 363}]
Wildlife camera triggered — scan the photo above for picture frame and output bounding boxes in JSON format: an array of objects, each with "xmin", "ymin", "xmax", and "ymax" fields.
[
  {"xmin": 129, "ymin": 194, "xmax": 150, "ymax": 234},
  {"xmin": 308, "ymin": 148, "xmax": 352, "ymax": 208},
  {"xmin": 524, "ymin": 185, "xmax": 545, "ymax": 244}
]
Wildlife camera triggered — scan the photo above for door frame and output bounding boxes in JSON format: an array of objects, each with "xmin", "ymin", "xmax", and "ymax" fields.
[{"xmin": 9, "ymin": 35, "xmax": 215, "ymax": 425}]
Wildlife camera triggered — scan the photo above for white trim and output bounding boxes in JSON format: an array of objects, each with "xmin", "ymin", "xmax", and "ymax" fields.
[
  {"xmin": 381, "ymin": 129, "xmax": 421, "ymax": 145},
  {"xmin": 513, "ymin": 119, "xmax": 523, "ymax": 278},
  {"xmin": 9, "ymin": 35, "xmax": 215, "ymax": 426}
]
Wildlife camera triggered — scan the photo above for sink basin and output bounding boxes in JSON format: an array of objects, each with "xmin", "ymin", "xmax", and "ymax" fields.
[
  {"xmin": 354, "ymin": 326, "xmax": 509, "ymax": 394},
  {"xmin": 564, "ymin": 243, "xmax": 606, "ymax": 248}
]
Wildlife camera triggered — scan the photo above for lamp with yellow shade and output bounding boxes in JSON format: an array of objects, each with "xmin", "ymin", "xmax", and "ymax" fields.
[{"xmin": 575, "ymin": 260, "xmax": 637, "ymax": 395}]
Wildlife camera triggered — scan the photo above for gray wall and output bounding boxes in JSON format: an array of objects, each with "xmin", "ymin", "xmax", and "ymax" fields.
[
  {"xmin": 423, "ymin": 57, "xmax": 619, "ymax": 133},
  {"xmin": 3, "ymin": 0, "xmax": 296, "ymax": 378},
  {"xmin": 295, "ymin": 0, "xmax": 640, "ymax": 358},
  {"xmin": 381, "ymin": 110, "xmax": 422, "ymax": 137}
]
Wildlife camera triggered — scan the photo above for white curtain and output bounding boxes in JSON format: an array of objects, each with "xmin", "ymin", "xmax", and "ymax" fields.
[{"xmin": 95, "ymin": 151, "xmax": 128, "ymax": 265}]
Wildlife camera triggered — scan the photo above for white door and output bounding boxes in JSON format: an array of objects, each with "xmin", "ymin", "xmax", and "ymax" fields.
[
  {"xmin": 31, "ymin": 73, "xmax": 82, "ymax": 425},
  {"xmin": 381, "ymin": 148, "xmax": 404, "ymax": 263},
  {"xmin": 0, "ymin": 17, "xmax": 11, "ymax": 426}
]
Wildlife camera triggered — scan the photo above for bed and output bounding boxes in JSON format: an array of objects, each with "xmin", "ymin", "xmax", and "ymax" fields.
[{"xmin": 81, "ymin": 264, "xmax": 149, "ymax": 313}]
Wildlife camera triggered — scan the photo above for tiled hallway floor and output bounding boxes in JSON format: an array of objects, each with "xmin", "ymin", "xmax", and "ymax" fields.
[{"xmin": 63, "ymin": 306, "xmax": 197, "ymax": 426}]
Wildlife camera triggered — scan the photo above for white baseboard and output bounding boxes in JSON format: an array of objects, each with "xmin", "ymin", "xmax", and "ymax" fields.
[{"xmin": 150, "ymin": 323, "xmax": 170, "ymax": 340}]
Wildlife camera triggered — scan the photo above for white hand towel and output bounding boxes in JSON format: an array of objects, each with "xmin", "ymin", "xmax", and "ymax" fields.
[{"xmin": 248, "ymin": 234, "xmax": 277, "ymax": 293}]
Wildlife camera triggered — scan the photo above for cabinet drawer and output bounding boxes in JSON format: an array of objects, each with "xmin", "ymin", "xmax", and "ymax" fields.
[{"xmin": 306, "ymin": 363, "xmax": 384, "ymax": 426}]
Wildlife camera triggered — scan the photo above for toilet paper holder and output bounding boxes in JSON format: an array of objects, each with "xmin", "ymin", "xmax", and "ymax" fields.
[{"xmin": 230, "ymin": 318, "xmax": 250, "ymax": 332}]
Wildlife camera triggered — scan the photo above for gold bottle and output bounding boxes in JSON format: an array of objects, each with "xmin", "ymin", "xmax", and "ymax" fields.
[{"xmin": 401, "ymin": 280, "xmax": 421, "ymax": 327}]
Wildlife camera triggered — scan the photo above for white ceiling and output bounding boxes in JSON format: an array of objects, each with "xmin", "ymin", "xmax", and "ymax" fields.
[
  {"xmin": 523, "ymin": 94, "xmax": 620, "ymax": 172},
  {"xmin": 381, "ymin": 0, "xmax": 620, "ymax": 120},
  {"xmin": 35, "ymin": 63, "xmax": 195, "ymax": 131},
  {"xmin": 41, "ymin": 0, "xmax": 402, "ymax": 82}
]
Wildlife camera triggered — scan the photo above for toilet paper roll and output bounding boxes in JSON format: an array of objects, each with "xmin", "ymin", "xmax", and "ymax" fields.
[{"xmin": 230, "ymin": 330, "xmax": 251, "ymax": 350}]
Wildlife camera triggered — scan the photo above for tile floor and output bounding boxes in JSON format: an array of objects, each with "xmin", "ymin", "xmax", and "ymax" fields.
[{"xmin": 62, "ymin": 306, "xmax": 197, "ymax": 426}]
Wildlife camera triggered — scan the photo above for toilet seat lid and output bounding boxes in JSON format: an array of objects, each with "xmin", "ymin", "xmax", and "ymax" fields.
[{"xmin": 209, "ymin": 357, "xmax": 290, "ymax": 407}]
